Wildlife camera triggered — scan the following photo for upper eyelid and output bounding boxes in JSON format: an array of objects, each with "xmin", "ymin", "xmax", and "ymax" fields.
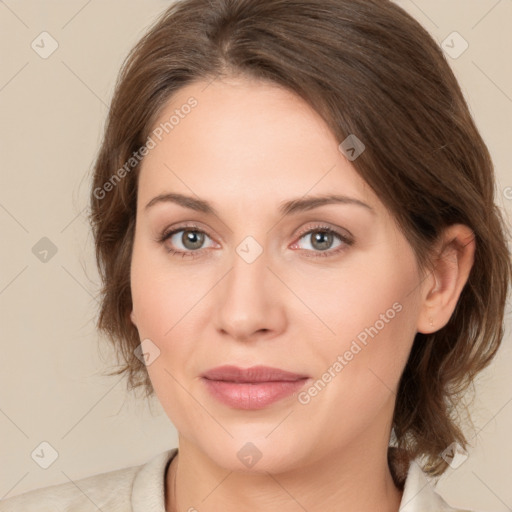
[
  {"xmin": 294, "ymin": 223, "xmax": 352, "ymax": 241},
  {"xmin": 160, "ymin": 222, "xmax": 221, "ymax": 245}
]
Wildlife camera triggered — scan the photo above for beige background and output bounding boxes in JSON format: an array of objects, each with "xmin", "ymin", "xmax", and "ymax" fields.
[{"xmin": 0, "ymin": 0, "xmax": 511, "ymax": 509}]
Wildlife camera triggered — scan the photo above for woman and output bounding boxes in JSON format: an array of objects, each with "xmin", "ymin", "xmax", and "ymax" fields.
[{"xmin": 1, "ymin": 0, "xmax": 510, "ymax": 511}]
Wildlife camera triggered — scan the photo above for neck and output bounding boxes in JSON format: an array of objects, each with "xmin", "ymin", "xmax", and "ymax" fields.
[{"xmin": 165, "ymin": 432, "xmax": 403, "ymax": 512}]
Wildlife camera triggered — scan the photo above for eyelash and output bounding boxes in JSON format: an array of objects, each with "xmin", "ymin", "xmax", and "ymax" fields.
[{"xmin": 156, "ymin": 222, "xmax": 354, "ymax": 259}]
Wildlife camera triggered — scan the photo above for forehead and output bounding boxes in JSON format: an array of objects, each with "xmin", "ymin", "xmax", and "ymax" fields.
[{"xmin": 137, "ymin": 77, "xmax": 380, "ymax": 215}]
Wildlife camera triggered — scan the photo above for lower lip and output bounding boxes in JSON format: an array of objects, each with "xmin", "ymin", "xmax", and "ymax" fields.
[{"xmin": 202, "ymin": 378, "xmax": 309, "ymax": 410}]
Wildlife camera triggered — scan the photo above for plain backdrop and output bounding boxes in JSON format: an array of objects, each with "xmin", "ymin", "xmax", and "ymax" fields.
[{"xmin": 0, "ymin": 1, "xmax": 511, "ymax": 510}]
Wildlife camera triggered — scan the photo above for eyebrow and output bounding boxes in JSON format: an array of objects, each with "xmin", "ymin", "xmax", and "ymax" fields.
[{"xmin": 144, "ymin": 192, "xmax": 375, "ymax": 216}]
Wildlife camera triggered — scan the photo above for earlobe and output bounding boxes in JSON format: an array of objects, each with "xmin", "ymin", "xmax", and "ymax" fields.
[
  {"xmin": 130, "ymin": 310, "xmax": 137, "ymax": 326},
  {"xmin": 417, "ymin": 224, "xmax": 476, "ymax": 334}
]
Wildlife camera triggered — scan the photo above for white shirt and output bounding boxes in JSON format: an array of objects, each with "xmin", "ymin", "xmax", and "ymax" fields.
[{"xmin": 0, "ymin": 448, "xmax": 474, "ymax": 511}]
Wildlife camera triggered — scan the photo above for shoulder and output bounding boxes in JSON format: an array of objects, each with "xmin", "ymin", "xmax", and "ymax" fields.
[
  {"xmin": 400, "ymin": 459, "xmax": 480, "ymax": 512},
  {"xmin": 0, "ymin": 449, "xmax": 177, "ymax": 512},
  {"xmin": 0, "ymin": 465, "xmax": 138, "ymax": 512}
]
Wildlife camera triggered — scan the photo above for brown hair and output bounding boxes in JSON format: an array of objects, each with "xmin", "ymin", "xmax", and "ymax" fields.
[{"xmin": 88, "ymin": 0, "xmax": 511, "ymax": 479}]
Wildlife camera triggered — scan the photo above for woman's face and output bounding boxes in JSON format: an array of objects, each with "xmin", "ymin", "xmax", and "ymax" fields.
[{"xmin": 130, "ymin": 76, "xmax": 427, "ymax": 472}]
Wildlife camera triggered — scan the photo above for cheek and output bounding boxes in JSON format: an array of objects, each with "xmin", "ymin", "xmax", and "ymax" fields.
[
  {"xmin": 129, "ymin": 239, "xmax": 214, "ymax": 386},
  {"xmin": 300, "ymin": 238, "xmax": 421, "ymax": 399},
  {"xmin": 130, "ymin": 236, "xmax": 194, "ymax": 338},
  {"xmin": 292, "ymin": 237, "xmax": 420, "ymax": 349},
  {"xmin": 130, "ymin": 249, "xmax": 203, "ymax": 424},
  {"xmin": 130, "ymin": 261, "xmax": 172, "ymax": 340},
  {"xmin": 296, "ymin": 280, "xmax": 420, "ymax": 443}
]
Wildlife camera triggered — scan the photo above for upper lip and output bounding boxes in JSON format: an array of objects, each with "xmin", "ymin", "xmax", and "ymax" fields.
[{"xmin": 201, "ymin": 365, "xmax": 309, "ymax": 383}]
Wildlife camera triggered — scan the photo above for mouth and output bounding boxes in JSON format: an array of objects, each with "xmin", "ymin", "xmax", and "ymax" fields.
[{"xmin": 201, "ymin": 365, "xmax": 310, "ymax": 409}]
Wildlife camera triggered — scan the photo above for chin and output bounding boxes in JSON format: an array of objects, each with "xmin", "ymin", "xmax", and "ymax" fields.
[{"xmin": 197, "ymin": 435, "xmax": 311, "ymax": 475}]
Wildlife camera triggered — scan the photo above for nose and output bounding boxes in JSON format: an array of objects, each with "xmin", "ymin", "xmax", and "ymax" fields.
[{"xmin": 212, "ymin": 244, "xmax": 287, "ymax": 343}]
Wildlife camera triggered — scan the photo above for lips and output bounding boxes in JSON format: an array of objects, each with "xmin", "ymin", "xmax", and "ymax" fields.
[
  {"xmin": 201, "ymin": 365, "xmax": 308, "ymax": 383},
  {"xmin": 200, "ymin": 365, "xmax": 310, "ymax": 410}
]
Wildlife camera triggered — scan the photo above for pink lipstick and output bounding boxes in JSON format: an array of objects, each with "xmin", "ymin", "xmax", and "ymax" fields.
[{"xmin": 201, "ymin": 365, "xmax": 309, "ymax": 410}]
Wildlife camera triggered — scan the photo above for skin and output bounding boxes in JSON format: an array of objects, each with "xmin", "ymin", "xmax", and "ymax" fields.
[{"xmin": 129, "ymin": 75, "xmax": 475, "ymax": 512}]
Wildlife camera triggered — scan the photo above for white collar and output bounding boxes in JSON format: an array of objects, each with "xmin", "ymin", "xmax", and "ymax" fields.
[
  {"xmin": 131, "ymin": 448, "xmax": 466, "ymax": 512},
  {"xmin": 399, "ymin": 460, "xmax": 467, "ymax": 511},
  {"xmin": 131, "ymin": 448, "xmax": 177, "ymax": 512}
]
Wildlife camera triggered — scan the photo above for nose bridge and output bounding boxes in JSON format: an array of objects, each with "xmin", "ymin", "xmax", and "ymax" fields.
[
  {"xmin": 227, "ymin": 235, "xmax": 271, "ymax": 310},
  {"xmin": 213, "ymin": 234, "xmax": 283, "ymax": 339}
]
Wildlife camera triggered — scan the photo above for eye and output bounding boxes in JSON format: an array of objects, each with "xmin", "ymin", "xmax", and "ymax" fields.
[
  {"xmin": 291, "ymin": 224, "xmax": 353, "ymax": 257},
  {"xmin": 156, "ymin": 222, "xmax": 353, "ymax": 259},
  {"xmin": 157, "ymin": 223, "xmax": 216, "ymax": 258}
]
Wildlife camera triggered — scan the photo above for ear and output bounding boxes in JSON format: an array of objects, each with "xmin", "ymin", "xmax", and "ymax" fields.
[
  {"xmin": 417, "ymin": 224, "xmax": 476, "ymax": 334},
  {"xmin": 130, "ymin": 309, "xmax": 137, "ymax": 327}
]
